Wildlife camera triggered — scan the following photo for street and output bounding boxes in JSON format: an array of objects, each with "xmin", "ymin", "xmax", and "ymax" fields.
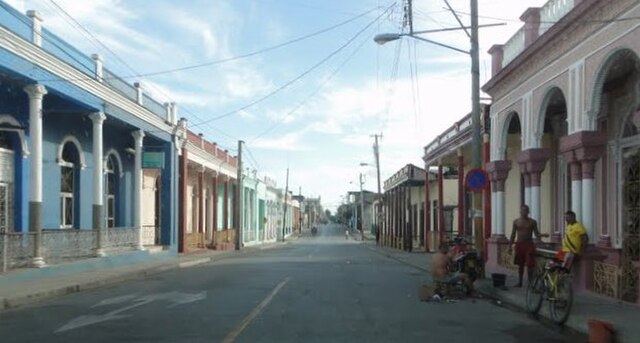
[{"xmin": 0, "ymin": 224, "xmax": 585, "ymax": 343}]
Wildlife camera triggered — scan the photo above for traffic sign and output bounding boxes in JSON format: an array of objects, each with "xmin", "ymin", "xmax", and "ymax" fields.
[{"xmin": 465, "ymin": 168, "xmax": 489, "ymax": 192}]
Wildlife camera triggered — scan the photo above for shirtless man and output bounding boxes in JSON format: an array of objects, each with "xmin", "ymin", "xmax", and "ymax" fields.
[
  {"xmin": 510, "ymin": 205, "xmax": 548, "ymax": 287},
  {"xmin": 432, "ymin": 242, "xmax": 474, "ymax": 295}
]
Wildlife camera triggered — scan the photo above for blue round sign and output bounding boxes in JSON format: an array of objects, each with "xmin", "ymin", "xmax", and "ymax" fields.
[{"xmin": 465, "ymin": 168, "xmax": 489, "ymax": 192}]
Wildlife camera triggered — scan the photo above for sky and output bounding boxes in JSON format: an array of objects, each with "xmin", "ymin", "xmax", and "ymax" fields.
[{"xmin": 5, "ymin": 0, "xmax": 547, "ymax": 211}]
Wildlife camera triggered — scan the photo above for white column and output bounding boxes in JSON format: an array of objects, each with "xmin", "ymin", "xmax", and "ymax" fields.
[
  {"xmin": 132, "ymin": 130, "xmax": 145, "ymax": 250},
  {"xmin": 496, "ymin": 191, "xmax": 506, "ymax": 236},
  {"xmin": 582, "ymin": 178, "xmax": 595, "ymax": 240},
  {"xmin": 491, "ymin": 192, "xmax": 498, "ymax": 235},
  {"xmin": 90, "ymin": 112, "xmax": 106, "ymax": 257},
  {"xmin": 524, "ymin": 187, "xmax": 531, "ymax": 208},
  {"xmin": 571, "ymin": 179, "xmax": 582, "ymax": 221},
  {"xmin": 530, "ymin": 186, "xmax": 541, "ymax": 224},
  {"xmin": 24, "ymin": 84, "xmax": 47, "ymax": 268}
]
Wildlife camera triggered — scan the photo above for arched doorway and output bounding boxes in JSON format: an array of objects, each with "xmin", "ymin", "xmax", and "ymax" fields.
[
  {"xmin": 0, "ymin": 131, "xmax": 16, "ymax": 233},
  {"xmin": 540, "ymin": 87, "xmax": 569, "ymax": 238},
  {"xmin": 59, "ymin": 140, "xmax": 82, "ymax": 229},
  {"xmin": 594, "ymin": 49, "xmax": 640, "ymax": 302}
]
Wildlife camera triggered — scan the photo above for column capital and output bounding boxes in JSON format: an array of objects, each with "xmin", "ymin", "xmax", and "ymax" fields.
[
  {"xmin": 516, "ymin": 148, "xmax": 551, "ymax": 174},
  {"xmin": 26, "ymin": 10, "xmax": 43, "ymax": 21},
  {"xmin": 24, "ymin": 84, "xmax": 47, "ymax": 99},
  {"xmin": 131, "ymin": 129, "xmax": 145, "ymax": 142},
  {"xmin": 89, "ymin": 111, "xmax": 106, "ymax": 125},
  {"xmin": 486, "ymin": 160, "xmax": 511, "ymax": 182},
  {"xmin": 486, "ymin": 160, "xmax": 511, "ymax": 192},
  {"xmin": 559, "ymin": 131, "xmax": 606, "ymax": 161}
]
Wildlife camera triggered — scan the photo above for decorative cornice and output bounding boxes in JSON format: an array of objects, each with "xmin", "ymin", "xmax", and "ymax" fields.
[{"xmin": 0, "ymin": 26, "xmax": 173, "ymax": 135}]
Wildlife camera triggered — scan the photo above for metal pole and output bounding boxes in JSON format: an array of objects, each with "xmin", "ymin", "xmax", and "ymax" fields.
[
  {"xmin": 360, "ymin": 173, "xmax": 365, "ymax": 241},
  {"xmin": 235, "ymin": 140, "xmax": 243, "ymax": 250},
  {"xmin": 281, "ymin": 168, "xmax": 289, "ymax": 242},
  {"xmin": 471, "ymin": 0, "xmax": 480, "ymax": 169},
  {"xmin": 373, "ymin": 134, "xmax": 383, "ymax": 237},
  {"xmin": 470, "ymin": 0, "xmax": 484, "ymax": 255},
  {"xmin": 407, "ymin": 0, "xmax": 414, "ymax": 34},
  {"xmin": 298, "ymin": 186, "xmax": 302, "ymax": 233}
]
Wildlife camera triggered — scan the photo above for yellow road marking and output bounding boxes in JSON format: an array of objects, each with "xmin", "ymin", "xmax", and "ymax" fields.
[{"xmin": 221, "ymin": 277, "xmax": 290, "ymax": 343}]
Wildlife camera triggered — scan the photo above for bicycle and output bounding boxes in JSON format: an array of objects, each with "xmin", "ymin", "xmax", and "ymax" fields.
[{"xmin": 525, "ymin": 258, "xmax": 574, "ymax": 325}]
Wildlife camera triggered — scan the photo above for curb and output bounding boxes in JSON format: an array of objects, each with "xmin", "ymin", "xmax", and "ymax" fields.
[
  {"xmin": 476, "ymin": 284, "xmax": 588, "ymax": 338},
  {"xmin": 365, "ymin": 244, "xmax": 430, "ymax": 273},
  {"xmin": 0, "ymin": 242, "xmax": 289, "ymax": 312}
]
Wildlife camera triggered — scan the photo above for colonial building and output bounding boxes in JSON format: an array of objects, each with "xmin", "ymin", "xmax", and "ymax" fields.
[
  {"xmin": 0, "ymin": 5, "xmax": 179, "ymax": 270},
  {"xmin": 381, "ymin": 164, "xmax": 429, "ymax": 251},
  {"xmin": 178, "ymin": 126, "xmax": 237, "ymax": 253},
  {"xmin": 422, "ymin": 108, "xmax": 491, "ymax": 253},
  {"xmin": 484, "ymin": 0, "xmax": 640, "ymax": 303},
  {"xmin": 241, "ymin": 169, "xmax": 266, "ymax": 247}
]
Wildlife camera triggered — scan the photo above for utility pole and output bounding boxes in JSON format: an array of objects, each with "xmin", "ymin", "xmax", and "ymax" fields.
[
  {"xmin": 470, "ymin": 0, "xmax": 484, "ymax": 257},
  {"xmin": 281, "ymin": 168, "xmax": 289, "ymax": 242},
  {"xmin": 360, "ymin": 173, "xmax": 365, "ymax": 241},
  {"xmin": 372, "ymin": 133, "xmax": 383, "ymax": 238},
  {"xmin": 298, "ymin": 186, "xmax": 303, "ymax": 233},
  {"xmin": 407, "ymin": 0, "xmax": 414, "ymax": 34},
  {"xmin": 235, "ymin": 140, "xmax": 243, "ymax": 250}
]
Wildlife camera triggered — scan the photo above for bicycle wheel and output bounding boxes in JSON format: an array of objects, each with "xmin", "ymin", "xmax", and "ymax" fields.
[
  {"xmin": 549, "ymin": 274, "xmax": 573, "ymax": 325},
  {"xmin": 525, "ymin": 273, "xmax": 545, "ymax": 314}
]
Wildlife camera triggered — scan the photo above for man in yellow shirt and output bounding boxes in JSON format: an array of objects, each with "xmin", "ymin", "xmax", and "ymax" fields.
[{"xmin": 556, "ymin": 210, "xmax": 589, "ymax": 269}]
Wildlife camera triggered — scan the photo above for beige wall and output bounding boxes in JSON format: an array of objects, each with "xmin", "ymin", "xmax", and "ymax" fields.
[
  {"xmin": 424, "ymin": 178, "xmax": 460, "ymax": 232},
  {"xmin": 504, "ymin": 133, "xmax": 522, "ymax": 239},
  {"xmin": 142, "ymin": 170, "xmax": 159, "ymax": 228}
]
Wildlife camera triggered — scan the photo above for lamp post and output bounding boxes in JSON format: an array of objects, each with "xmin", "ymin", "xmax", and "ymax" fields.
[
  {"xmin": 374, "ymin": 2, "xmax": 482, "ymax": 169},
  {"xmin": 374, "ymin": 1, "xmax": 490, "ymax": 251}
]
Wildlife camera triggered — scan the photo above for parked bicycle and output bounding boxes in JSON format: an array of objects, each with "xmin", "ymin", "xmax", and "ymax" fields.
[{"xmin": 525, "ymin": 258, "xmax": 574, "ymax": 325}]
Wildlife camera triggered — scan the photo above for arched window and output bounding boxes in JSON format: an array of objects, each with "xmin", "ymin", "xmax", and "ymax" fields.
[
  {"xmin": 60, "ymin": 142, "xmax": 80, "ymax": 228},
  {"xmin": 0, "ymin": 131, "xmax": 14, "ymax": 233}
]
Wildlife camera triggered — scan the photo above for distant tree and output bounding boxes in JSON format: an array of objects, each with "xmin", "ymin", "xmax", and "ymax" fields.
[{"xmin": 335, "ymin": 204, "xmax": 353, "ymax": 225}]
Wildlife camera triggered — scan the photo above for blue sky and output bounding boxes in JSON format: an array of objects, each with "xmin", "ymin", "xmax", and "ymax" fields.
[{"xmin": 6, "ymin": 0, "xmax": 546, "ymax": 211}]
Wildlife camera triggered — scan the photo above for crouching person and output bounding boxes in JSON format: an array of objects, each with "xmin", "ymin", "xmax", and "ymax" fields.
[{"xmin": 432, "ymin": 242, "xmax": 475, "ymax": 296}]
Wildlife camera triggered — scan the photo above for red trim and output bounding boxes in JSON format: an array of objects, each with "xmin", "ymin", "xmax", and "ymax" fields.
[
  {"xmin": 458, "ymin": 155, "xmax": 465, "ymax": 236},
  {"xmin": 438, "ymin": 164, "xmax": 445, "ymax": 243},
  {"xmin": 178, "ymin": 148, "xmax": 188, "ymax": 253},
  {"xmin": 198, "ymin": 171, "xmax": 204, "ymax": 234}
]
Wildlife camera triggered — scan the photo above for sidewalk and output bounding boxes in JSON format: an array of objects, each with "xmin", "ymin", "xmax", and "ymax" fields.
[
  {"xmin": 0, "ymin": 240, "xmax": 292, "ymax": 312},
  {"xmin": 365, "ymin": 241, "xmax": 639, "ymax": 342}
]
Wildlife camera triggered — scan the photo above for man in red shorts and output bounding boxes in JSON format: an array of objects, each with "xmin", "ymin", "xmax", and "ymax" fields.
[{"xmin": 510, "ymin": 205, "xmax": 548, "ymax": 287}]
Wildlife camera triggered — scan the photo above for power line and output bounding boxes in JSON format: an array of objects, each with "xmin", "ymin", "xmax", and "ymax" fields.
[
  {"xmin": 249, "ymin": 28, "xmax": 375, "ymax": 144},
  {"xmin": 41, "ymin": 4, "xmax": 385, "ymax": 81},
  {"xmin": 190, "ymin": 2, "xmax": 397, "ymax": 127},
  {"xmin": 243, "ymin": 144, "xmax": 262, "ymax": 171},
  {"xmin": 42, "ymin": 0, "xmax": 239, "ymax": 152},
  {"xmin": 0, "ymin": 1, "xmax": 95, "ymax": 76}
]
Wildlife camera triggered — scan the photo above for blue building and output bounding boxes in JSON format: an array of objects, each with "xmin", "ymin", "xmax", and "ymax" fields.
[{"xmin": 0, "ymin": 3, "xmax": 179, "ymax": 270}]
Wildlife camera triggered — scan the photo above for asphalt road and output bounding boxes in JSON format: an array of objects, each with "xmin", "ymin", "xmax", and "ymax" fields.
[{"xmin": 0, "ymin": 224, "xmax": 585, "ymax": 343}]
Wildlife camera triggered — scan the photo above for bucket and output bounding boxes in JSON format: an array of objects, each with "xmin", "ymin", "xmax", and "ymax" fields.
[
  {"xmin": 491, "ymin": 273, "xmax": 506, "ymax": 288},
  {"xmin": 588, "ymin": 320, "xmax": 616, "ymax": 343}
]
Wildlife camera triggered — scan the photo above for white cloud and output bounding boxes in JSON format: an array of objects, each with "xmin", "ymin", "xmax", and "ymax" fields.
[{"xmin": 253, "ymin": 132, "xmax": 311, "ymax": 152}]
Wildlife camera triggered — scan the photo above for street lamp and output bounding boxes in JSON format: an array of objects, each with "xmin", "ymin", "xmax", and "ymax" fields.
[
  {"xmin": 374, "ymin": 1, "xmax": 485, "ymax": 252},
  {"xmin": 373, "ymin": 1, "xmax": 496, "ymax": 170}
]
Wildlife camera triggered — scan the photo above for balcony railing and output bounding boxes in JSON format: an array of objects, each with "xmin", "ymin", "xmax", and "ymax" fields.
[
  {"xmin": 0, "ymin": 4, "xmax": 173, "ymax": 123},
  {"xmin": 539, "ymin": 0, "xmax": 575, "ymax": 36},
  {"xmin": 0, "ymin": 227, "xmax": 153, "ymax": 273},
  {"xmin": 500, "ymin": 0, "xmax": 576, "ymax": 69}
]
